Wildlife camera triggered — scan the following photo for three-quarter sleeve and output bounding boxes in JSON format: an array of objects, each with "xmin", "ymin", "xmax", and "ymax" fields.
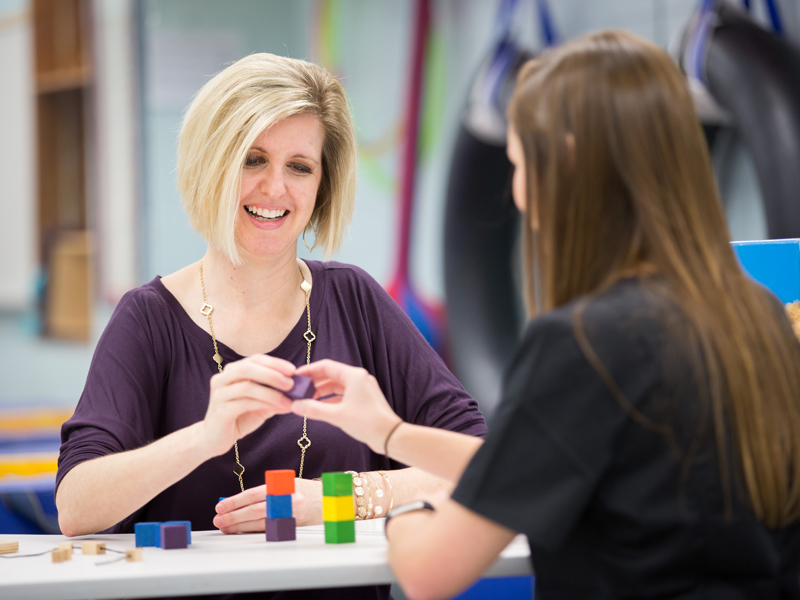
[
  {"xmin": 56, "ymin": 288, "xmax": 170, "ymax": 493},
  {"xmin": 451, "ymin": 311, "xmax": 657, "ymax": 552}
]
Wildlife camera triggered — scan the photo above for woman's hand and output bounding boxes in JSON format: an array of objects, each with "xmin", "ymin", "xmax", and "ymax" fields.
[
  {"xmin": 291, "ymin": 359, "xmax": 402, "ymax": 455},
  {"xmin": 202, "ymin": 355, "xmax": 297, "ymax": 457},
  {"xmin": 213, "ymin": 478, "xmax": 323, "ymax": 533}
]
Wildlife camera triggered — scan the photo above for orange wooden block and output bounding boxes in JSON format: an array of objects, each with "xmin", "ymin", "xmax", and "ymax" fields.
[
  {"xmin": 81, "ymin": 541, "xmax": 106, "ymax": 555},
  {"xmin": 51, "ymin": 548, "xmax": 71, "ymax": 562},
  {"xmin": 265, "ymin": 469, "xmax": 295, "ymax": 496},
  {"xmin": 126, "ymin": 548, "xmax": 143, "ymax": 562},
  {"xmin": 0, "ymin": 540, "xmax": 18, "ymax": 555}
]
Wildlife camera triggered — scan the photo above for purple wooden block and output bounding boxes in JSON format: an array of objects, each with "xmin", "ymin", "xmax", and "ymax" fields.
[
  {"xmin": 265, "ymin": 517, "xmax": 296, "ymax": 542},
  {"xmin": 160, "ymin": 524, "xmax": 188, "ymax": 549},
  {"xmin": 284, "ymin": 375, "xmax": 316, "ymax": 401}
]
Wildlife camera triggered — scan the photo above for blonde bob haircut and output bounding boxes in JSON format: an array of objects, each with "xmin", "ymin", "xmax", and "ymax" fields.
[{"xmin": 177, "ymin": 53, "xmax": 357, "ymax": 262}]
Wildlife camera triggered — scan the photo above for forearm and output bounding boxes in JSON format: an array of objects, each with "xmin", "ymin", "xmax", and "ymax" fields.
[
  {"xmin": 386, "ymin": 501, "xmax": 517, "ymax": 600},
  {"xmin": 56, "ymin": 422, "xmax": 213, "ymax": 536},
  {"xmin": 356, "ymin": 467, "xmax": 448, "ymax": 518},
  {"xmin": 385, "ymin": 424, "xmax": 483, "ymax": 483}
]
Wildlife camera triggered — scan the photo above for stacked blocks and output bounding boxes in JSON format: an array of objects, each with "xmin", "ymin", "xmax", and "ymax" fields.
[
  {"xmin": 322, "ymin": 472, "xmax": 355, "ymax": 544},
  {"xmin": 135, "ymin": 521, "xmax": 192, "ymax": 549},
  {"xmin": 265, "ymin": 469, "xmax": 296, "ymax": 542}
]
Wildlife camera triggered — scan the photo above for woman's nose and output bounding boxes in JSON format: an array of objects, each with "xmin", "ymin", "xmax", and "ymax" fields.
[{"xmin": 260, "ymin": 167, "xmax": 286, "ymax": 198}]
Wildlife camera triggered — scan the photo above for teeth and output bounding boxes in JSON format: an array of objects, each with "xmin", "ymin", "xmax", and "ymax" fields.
[{"xmin": 246, "ymin": 206, "xmax": 287, "ymax": 220}]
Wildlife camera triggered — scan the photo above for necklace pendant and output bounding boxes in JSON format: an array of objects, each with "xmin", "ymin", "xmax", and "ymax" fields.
[
  {"xmin": 213, "ymin": 352, "xmax": 223, "ymax": 365},
  {"xmin": 201, "ymin": 302, "xmax": 214, "ymax": 317},
  {"xmin": 304, "ymin": 330, "xmax": 316, "ymax": 343},
  {"xmin": 300, "ymin": 280, "xmax": 312, "ymax": 294},
  {"xmin": 233, "ymin": 463, "xmax": 245, "ymax": 477},
  {"xmin": 297, "ymin": 435, "xmax": 311, "ymax": 450}
]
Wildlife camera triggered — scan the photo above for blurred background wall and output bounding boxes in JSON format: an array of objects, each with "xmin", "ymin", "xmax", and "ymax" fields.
[{"xmin": 0, "ymin": 0, "xmax": 794, "ymax": 404}]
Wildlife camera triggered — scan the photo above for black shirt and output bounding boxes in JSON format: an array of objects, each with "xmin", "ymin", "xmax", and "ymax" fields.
[{"xmin": 453, "ymin": 278, "xmax": 800, "ymax": 599}]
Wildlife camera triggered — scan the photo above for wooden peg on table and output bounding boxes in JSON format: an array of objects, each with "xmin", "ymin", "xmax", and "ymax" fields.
[
  {"xmin": 81, "ymin": 541, "xmax": 106, "ymax": 555},
  {"xmin": 126, "ymin": 548, "xmax": 143, "ymax": 562},
  {"xmin": 0, "ymin": 540, "xmax": 19, "ymax": 554},
  {"xmin": 58, "ymin": 542, "xmax": 73, "ymax": 559},
  {"xmin": 51, "ymin": 548, "xmax": 71, "ymax": 562}
]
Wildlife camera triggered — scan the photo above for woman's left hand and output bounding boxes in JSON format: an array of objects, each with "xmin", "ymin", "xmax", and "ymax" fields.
[
  {"xmin": 291, "ymin": 359, "xmax": 402, "ymax": 454},
  {"xmin": 213, "ymin": 478, "xmax": 323, "ymax": 532}
]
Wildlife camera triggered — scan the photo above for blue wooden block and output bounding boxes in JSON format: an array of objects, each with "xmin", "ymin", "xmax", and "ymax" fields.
[
  {"xmin": 135, "ymin": 522, "xmax": 161, "ymax": 548},
  {"xmin": 266, "ymin": 494, "xmax": 292, "ymax": 519},
  {"xmin": 163, "ymin": 520, "xmax": 192, "ymax": 544},
  {"xmin": 732, "ymin": 239, "xmax": 800, "ymax": 303}
]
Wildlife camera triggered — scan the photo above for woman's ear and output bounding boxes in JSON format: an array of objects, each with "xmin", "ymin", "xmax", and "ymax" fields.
[{"xmin": 787, "ymin": 301, "xmax": 800, "ymax": 341}]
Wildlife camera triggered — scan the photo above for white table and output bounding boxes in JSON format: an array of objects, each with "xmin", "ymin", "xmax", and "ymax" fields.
[{"xmin": 0, "ymin": 520, "xmax": 532, "ymax": 599}]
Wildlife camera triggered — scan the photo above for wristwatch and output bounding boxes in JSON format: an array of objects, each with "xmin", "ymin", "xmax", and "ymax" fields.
[{"xmin": 384, "ymin": 500, "xmax": 435, "ymax": 533}]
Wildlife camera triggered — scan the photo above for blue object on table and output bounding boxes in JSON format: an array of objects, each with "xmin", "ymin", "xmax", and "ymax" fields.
[
  {"xmin": 163, "ymin": 520, "xmax": 192, "ymax": 544},
  {"xmin": 732, "ymin": 239, "xmax": 800, "ymax": 303},
  {"xmin": 451, "ymin": 575, "xmax": 534, "ymax": 599},
  {"xmin": 161, "ymin": 523, "xmax": 188, "ymax": 549},
  {"xmin": 266, "ymin": 494, "xmax": 293, "ymax": 520},
  {"xmin": 135, "ymin": 522, "xmax": 162, "ymax": 547}
]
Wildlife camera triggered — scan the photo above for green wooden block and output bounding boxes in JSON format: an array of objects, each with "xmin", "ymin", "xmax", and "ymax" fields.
[
  {"xmin": 324, "ymin": 519, "xmax": 355, "ymax": 544},
  {"xmin": 322, "ymin": 472, "xmax": 353, "ymax": 497}
]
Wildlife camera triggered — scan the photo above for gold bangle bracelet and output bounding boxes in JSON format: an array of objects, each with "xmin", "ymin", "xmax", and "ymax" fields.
[
  {"xmin": 364, "ymin": 472, "xmax": 383, "ymax": 517},
  {"xmin": 360, "ymin": 472, "xmax": 374, "ymax": 519},
  {"xmin": 377, "ymin": 470, "xmax": 394, "ymax": 513},
  {"xmin": 347, "ymin": 470, "xmax": 368, "ymax": 520}
]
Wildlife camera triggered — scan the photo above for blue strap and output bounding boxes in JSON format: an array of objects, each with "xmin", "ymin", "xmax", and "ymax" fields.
[
  {"xmin": 535, "ymin": 0, "xmax": 559, "ymax": 47},
  {"xmin": 687, "ymin": 0, "xmax": 717, "ymax": 84},
  {"xmin": 741, "ymin": 0, "xmax": 783, "ymax": 34},
  {"xmin": 764, "ymin": 0, "xmax": 783, "ymax": 35}
]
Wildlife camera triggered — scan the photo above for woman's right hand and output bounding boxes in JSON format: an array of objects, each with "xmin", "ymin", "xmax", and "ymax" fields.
[
  {"xmin": 202, "ymin": 355, "xmax": 297, "ymax": 457},
  {"xmin": 291, "ymin": 359, "xmax": 402, "ymax": 455}
]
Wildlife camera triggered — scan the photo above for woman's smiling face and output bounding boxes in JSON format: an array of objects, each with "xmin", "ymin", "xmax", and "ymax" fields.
[{"xmin": 236, "ymin": 113, "xmax": 324, "ymax": 258}]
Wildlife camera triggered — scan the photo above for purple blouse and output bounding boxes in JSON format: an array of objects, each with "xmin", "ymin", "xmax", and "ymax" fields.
[{"xmin": 57, "ymin": 260, "xmax": 486, "ymax": 533}]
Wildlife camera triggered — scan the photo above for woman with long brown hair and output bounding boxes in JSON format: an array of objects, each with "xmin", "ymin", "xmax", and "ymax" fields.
[{"xmin": 291, "ymin": 29, "xmax": 800, "ymax": 599}]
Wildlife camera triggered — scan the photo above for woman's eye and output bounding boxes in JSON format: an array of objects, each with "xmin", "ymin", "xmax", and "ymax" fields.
[
  {"xmin": 291, "ymin": 163, "xmax": 312, "ymax": 175},
  {"xmin": 244, "ymin": 155, "xmax": 265, "ymax": 168}
]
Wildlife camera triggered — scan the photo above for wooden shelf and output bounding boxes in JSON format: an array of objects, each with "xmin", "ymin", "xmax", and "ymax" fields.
[
  {"xmin": 37, "ymin": 65, "xmax": 91, "ymax": 94},
  {"xmin": 33, "ymin": 0, "xmax": 93, "ymax": 341}
]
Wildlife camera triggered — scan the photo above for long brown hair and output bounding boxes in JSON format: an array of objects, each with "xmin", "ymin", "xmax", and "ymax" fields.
[{"xmin": 509, "ymin": 30, "xmax": 800, "ymax": 528}]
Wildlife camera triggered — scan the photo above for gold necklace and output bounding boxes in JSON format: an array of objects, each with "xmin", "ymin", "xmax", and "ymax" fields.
[{"xmin": 199, "ymin": 261, "xmax": 315, "ymax": 492}]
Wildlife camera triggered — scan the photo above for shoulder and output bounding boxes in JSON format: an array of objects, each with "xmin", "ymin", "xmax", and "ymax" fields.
[
  {"xmin": 524, "ymin": 277, "xmax": 669, "ymax": 347},
  {"xmin": 311, "ymin": 260, "xmax": 394, "ymax": 313},
  {"xmin": 103, "ymin": 277, "xmax": 179, "ymax": 346},
  {"xmin": 314, "ymin": 260, "xmax": 383, "ymax": 293},
  {"xmin": 114, "ymin": 278, "xmax": 173, "ymax": 318},
  {"xmin": 511, "ymin": 279, "xmax": 667, "ymax": 394}
]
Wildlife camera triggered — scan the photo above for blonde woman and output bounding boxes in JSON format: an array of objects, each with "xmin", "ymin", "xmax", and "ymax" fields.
[
  {"xmin": 292, "ymin": 31, "xmax": 800, "ymax": 600},
  {"xmin": 55, "ymin": 53, "xmax": 485, "ymax": 591}
]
